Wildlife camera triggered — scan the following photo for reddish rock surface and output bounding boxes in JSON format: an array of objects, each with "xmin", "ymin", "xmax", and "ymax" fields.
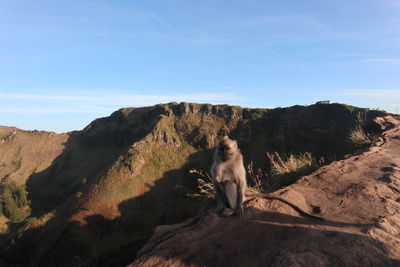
[{"xmin": 130, "ymin": 117, "xmax": 400, "ymax": 267}]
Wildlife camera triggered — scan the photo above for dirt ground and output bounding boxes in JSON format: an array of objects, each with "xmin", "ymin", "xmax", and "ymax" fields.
[{"xmin": 130, "ymin": 116, "xmax": 400, "ymax": 267}]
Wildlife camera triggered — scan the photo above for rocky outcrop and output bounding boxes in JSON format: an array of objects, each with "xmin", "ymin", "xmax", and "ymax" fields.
[{"xmin": 130, "ymin": 117, "xmax": 400, "ymax": 267}]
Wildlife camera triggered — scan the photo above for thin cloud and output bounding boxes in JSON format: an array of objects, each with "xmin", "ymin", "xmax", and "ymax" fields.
[
  {"xmin": 219, "ymin": 85, "xmax": 234, "ymax": 89},
  {"xmin": 1, "ymin": 1, "xmax": 230, "ymax": 47},
  {"xmin": 332, "ymin": 89, "xmax": 400, "ymax": 113},
  {"xmin": 363, "ymin": 58, "xmax": 400, "ymax": 64},
  {"xmin": 0, "ymin": 90, "xmax": 247, "ymax": 114},
  {"xmin": 0, "ymin": 106, "xmax": 111, "ymax": 114},
  {"xmin": 238, "ymin": 14, "xmax": 327, "ymax": 30},
  {"xmin": 382, "ymin": 1, "xmax": 400, "ymax": 7},
  {"xmin": 0, "ymin": 91, "xmax": 242, "ymax": 103},
  {"xmin": 338, "ymin": 89, "xmax": 400, "ymax": 98}
]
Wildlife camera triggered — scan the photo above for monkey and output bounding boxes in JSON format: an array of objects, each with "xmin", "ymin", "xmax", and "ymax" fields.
[
  {"xmin": 211, "ymin": 136, "xmax": 324, "ymax": 220},
  {"xmin": 211, "ymin": 136, "xmax": 246, "ymax": 217}
]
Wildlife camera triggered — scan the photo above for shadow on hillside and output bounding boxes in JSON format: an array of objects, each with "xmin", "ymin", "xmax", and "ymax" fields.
[
  {"xmin": 18, "ymin": 137, "xmax": 371, "ymax": 266},
  {"xmin": 34, "ymin": 148, "xmax": 399, "ymax": 267},
  {"xmin": 0, "ymin": 130, "xmax": 140, "ymax": 267},
  {"xmin": 29, "ymin": 149, "xmax": 213, "ymax": 267},
  {"xmin": 0, "ymin": 119, "xmax": 162, "ymax": 266},
  {"xmin": 26, "ymin": 131, "xmax": 132, "ymax": 218}
]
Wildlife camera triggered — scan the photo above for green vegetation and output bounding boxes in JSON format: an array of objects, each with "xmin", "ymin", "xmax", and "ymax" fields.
[
  {"xmin": 174, "ymin": 113, "xmax": 229, "ymax": 147},
  {"xmin": 347, "ymin": 111, "xmax": 372, "ymax": 148},
  {"xmin": 267, "ymin": 152, "xmax": 321, "ymax": 189},
  {"xmin": 0, "ymin": 181, "xmax": 30, "ymax": 223},
  {"xmin": 348, "ymin": 126, "xmax": 371, "ymax": 147},
  {"xmin": 267, "ymin": 152, "xmax": 318, "ymax": 176}
]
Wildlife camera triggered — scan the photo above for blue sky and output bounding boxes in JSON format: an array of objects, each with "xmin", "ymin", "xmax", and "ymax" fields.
[{"xmin": 0, "ymin": 0, "xmax": 399, "ymax": 133}]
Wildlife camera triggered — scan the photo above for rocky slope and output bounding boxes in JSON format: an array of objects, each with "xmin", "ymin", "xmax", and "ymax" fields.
[
  {"xmin": 0, "ymin": 127, "xmax": 67, "ymax": 185},
  {"xmin": 131, "ymin": 116, "xmax": 400, "ymax": 267},
  {"xmin": 0, "ymin": 102, "xmax": 388, "ymax": 266}
]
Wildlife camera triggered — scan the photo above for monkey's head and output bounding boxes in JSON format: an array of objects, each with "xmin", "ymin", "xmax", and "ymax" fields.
[{"xmin": 216, "ymin": 136, "xmax": 239, "ymax": 161}]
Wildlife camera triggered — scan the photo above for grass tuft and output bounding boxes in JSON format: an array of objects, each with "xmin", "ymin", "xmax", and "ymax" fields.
[
  {"xmin": 348, "ymin": 126, "xmax": 371, "ymax": 147},
  {"xmin": 267, "ymin": 152, "xmax": 316, "ymax": 176},
  {"xmin": 247, "ymin": 162, "xmax": 267, "ymax": 193},
  {"xmin": 266, "ymin": 152, "xmax": 320, "ymax": 189},
  {"xmin": 187, "ymin": 169, "xmax": 215, "ymax": 199}
]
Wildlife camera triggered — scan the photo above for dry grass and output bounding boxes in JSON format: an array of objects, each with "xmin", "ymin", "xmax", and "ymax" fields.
[
  {"xmin": 187, "ymin": 169, "xmax": 215, "ymax": 199},
  {"xmin": 266, "ymin": 152, "xmax": 321, "ymax": 189},
  {"xmin": 189, "ymin": 164, "xmax": 268, "ymax": 199},
  {"xmin": 188, "ymin": 152, "xmax": 320, "ymax": 197},
  {"xmin": 266, "ymin": 152, "xmax": 317, "ymax": 176},
  {"xmin": 247, "ymin": 162, "xmax": 267, "ymax": 193},
  {"xmin": 348, "ymin": 126, "xmax": 371, "ymax": 147}
]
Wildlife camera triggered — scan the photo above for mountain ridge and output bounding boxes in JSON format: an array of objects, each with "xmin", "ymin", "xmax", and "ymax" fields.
[{"xmin": 0, "ymin": 102, "xmax": 389, "ymax": 266}]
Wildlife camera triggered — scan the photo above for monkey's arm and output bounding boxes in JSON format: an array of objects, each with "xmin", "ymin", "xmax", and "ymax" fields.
[
  {"xmin": 245, "ymin": 193, "xmax": 324, "ymax": 221},
  {"xmin": 211, "ymin": 164, "xmax": 226, "ymax": 214},
  {"xmin": 235, "ymin": 179, "xmax": 245, "ymax": 217},
  {"xmin": 211, "ymin": 162, "xmax": 223, "ymax": 183}
]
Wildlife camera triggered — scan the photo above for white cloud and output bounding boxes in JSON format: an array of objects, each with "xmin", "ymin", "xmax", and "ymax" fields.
[
  {"xmin": 332, "ymin": 89, "xmax": 400, "ymax": 113},
  {"xmin": 0, "ymin": 91, "xmax": 242, "ymax": 103},
  {"xmin": 0, "ymin": 90, "xmax": 247, "ymax": 114},
  {"xmin": 0, "ymin": 106, "xmax": 110, "ymax": 114}
]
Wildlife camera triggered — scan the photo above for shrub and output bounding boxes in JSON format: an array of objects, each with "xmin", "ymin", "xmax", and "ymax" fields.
[
  {"xmin": 0, "ymin": 181, "xmax": 30, "ymax": 223},
  {"xmin": 348, "ymin": 126, "xmax": 371, "ymax": 147},
  {"xmin": 266, "ymin": 152, "xmax": 320, "ymax": 188},
  {"xmin": 267, "ymin": 152, "xmax": 316, "ymax": 176}
]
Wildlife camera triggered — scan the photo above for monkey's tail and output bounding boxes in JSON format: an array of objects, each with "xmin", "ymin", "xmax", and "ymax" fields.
[{"xmin": 245, "ymin": 193, "xmax": 325, "ymax": 221}]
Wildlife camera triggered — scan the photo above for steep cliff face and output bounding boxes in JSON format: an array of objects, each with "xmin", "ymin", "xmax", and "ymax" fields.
[{"xmin": 0, "ymin": 102, "xmax": 387, "ymax": 266}]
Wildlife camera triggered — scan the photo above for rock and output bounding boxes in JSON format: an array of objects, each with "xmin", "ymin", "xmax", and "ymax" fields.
[{"xmin": 129, "ymin": 120, "xmax": 400, "ymax": 267}]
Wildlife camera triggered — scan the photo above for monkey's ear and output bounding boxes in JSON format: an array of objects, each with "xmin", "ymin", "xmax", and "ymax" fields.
[{"xmin": 222, "ymin": 135, "xmax": 229, "ymax": 140}]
